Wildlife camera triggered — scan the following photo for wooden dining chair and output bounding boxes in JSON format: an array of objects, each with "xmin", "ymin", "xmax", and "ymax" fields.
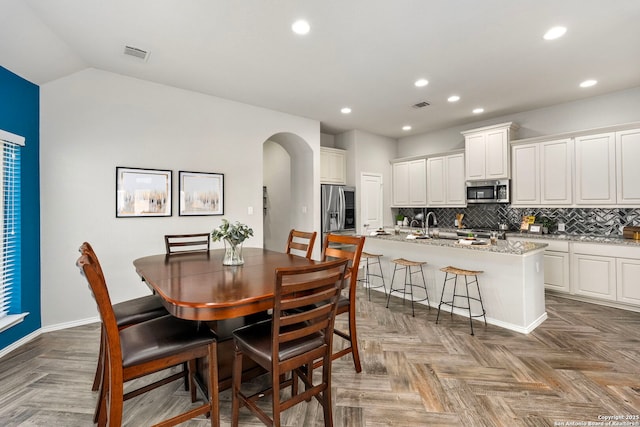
[
  {"xmin": 165, "ymin": 233, "xmax": 211, "ymax": 255},
  {"xmin": 79, "ymin": 243, "xmax": 170, "ymax": 394},
  {"xmin": 285, "ymin": 229, "xmax": 317, "ymax": 259},
  {"xmin": 77, "ymin": 245, "xmax": 220, "ymax": 427},
  {"xmin": 231, "ymin": 258, "xmax": 349, "ymax": 427},
  {"xmin": 320, "ymin": 233, "xmax": 366, "ymax": 373}
]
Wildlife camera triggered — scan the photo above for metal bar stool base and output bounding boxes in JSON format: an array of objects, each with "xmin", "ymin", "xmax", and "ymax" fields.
[
  {"xmin": 385, "ymin": 258, "xmax": 430, "ymax": 317},
  {"xmin": 358, "ymin": 252, "xmax": 387, "ymax": 301},
  {"xmin": 436, "ymin": 266, "xmax": 487, "ymax": 335}
]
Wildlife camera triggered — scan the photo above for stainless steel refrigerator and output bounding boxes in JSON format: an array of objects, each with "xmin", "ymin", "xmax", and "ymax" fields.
[{"xmin": 321, "ymin": 184, "xmax": 356, "ymax": 243}]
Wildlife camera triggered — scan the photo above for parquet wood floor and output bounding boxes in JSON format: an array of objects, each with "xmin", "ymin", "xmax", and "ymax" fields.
[{"xmin": 1, "ymin": 290, "xmax": 639, "ymax": 426}]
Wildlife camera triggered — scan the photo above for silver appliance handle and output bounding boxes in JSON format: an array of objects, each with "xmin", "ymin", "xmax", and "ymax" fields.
[
  {"xmin": 338, "ymin": 186, "xmax": 345, "ymax": 230},
  {"xmin": 321, "ymin": 186, "xmax": 328, "ymax": 233}
]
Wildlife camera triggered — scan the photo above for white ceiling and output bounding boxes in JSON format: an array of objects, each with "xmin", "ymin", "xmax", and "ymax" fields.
[{"xmin": 2, "ymin": 0, "xmax": 640, "ymax": 138}]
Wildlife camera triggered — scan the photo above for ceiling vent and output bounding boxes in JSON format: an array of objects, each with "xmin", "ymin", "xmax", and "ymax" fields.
[
  {"xmin": 412, "ymin": 101, "xmax": 431, "ymax": 109},
  {"xmin": 123, "ymin": 45, "xmax": 150, "ymax": 61}
]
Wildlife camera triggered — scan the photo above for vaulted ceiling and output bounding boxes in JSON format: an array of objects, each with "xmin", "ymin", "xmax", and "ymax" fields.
[{"xmin": 2, "ymin": 0, "xmax": 640, "ymax": 138}]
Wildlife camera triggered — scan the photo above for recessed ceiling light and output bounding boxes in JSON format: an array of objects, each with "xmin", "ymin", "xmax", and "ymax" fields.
[
  {"xmin": 402, "ymin": 125, "xmax": 412, "ymax": 131},
  {"xmin": 543, "ymin": 26, "xmax": 567, "ymax": 40},
  {"xmin": 579, "ymin": 79, "xmax": 598, "ymax": 88},
  {"xmin": 340, "ymin": 107, "xmax": 352, "ymax": 114},
  {"xmin": 448, "ymin": 95, "xmax": 460, "ymax": 103},
  {"xmin": 291, "ymin": 19, "xmax": 310, "ymax": 35},
  {"xmin": 472, "ymin": 108, "xmax": 484, "ymax": 114},
  {"xmin": 414, "ymin": 79, "xmax": 429, "ymax": 88}
]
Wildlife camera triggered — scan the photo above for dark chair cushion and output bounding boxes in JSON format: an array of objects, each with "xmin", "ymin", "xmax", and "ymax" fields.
[
  {"xmin": 233, "ymin": 320, "xmax": 325, "ymax": 368},
  {"xmin": 120, "ymin": 316, "xmax": 217, "ymax": 368},
  {"xmin": 113, "ymin": 294, "xmax": 168, "ymax": 328}
]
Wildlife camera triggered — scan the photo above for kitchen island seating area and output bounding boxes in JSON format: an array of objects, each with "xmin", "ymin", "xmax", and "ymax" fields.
[
  {"xmin": 436, "ymin": 266, "xmax": 487, "ymax": 335},
  {"xmin": 385, "ymin": 257, "xmax": 430, "ymax": 317},
  {"xmin": 77, "ymin": 243, "xmax": 220, "ymax": 427},
  {"xmin": 357, "ymin": 252, "xmax": 387, "ymax": 300}
]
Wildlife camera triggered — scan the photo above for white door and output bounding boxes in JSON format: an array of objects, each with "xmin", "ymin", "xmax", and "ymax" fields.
[{"xmin": 361, "ymin": 173, "xmax": 383, "ymax": 233}]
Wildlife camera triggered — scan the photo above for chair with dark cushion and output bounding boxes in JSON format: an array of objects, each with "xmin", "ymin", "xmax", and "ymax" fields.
[
  {"xmin": 80, "ymin": 243, "xmax": 169, "ymax": 394},
  {"xmin": 77, "ymin": 245, "xmax": 220, "ymax": 427},
  {"xmin": 285, "ymin": 229, "xmax": 317, "ymax": 259},
  {"xmin": 320, "ymin": 233, "xmax": 366, "ymax": 373},
  {"xmin": 165, "ymin": 233, "xmax": 211, "ymax": 255},
  {"xmin": 231, "ymin": 258, "xmax": 349, "ymax": 427}
]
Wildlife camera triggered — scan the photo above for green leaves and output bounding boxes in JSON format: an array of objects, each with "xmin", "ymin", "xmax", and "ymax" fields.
[{"xmin": 211, "ymin": 219, "xmax": 254, "ymax": 245}]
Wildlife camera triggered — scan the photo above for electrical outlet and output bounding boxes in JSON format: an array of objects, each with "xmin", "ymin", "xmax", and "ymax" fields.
[{"xmin": 558, "ymin": 222, "xmax": 565, "ymax": 232}]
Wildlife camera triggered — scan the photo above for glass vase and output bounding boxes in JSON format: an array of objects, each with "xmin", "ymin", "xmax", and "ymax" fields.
[{"xmin": 223, "ymin": 239, "xmax": 244, "ymax": 266}]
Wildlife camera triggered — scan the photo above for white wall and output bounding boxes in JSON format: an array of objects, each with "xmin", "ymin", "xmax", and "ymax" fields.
[
  {"xmin": 40, "ymin": 68, "xmax": 320, "ymax": 327},
  {"xmin": 336, "ymin": 129, "xmax": 397, "ymax": 228},
  {"xmin": 398, "ymin": 86, "xmax": 640, "ymax": 157}
]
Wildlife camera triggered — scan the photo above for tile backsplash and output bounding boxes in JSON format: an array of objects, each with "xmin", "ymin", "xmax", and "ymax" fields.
[{"xmin": 396, "ymin": 205, "xmax": 640, "ymax": 236}]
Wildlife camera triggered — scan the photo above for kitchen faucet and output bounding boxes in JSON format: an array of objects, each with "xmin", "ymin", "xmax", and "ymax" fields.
[{"xmin": 425, "ymin": 212, "xmax": 437, "ymax": 236}]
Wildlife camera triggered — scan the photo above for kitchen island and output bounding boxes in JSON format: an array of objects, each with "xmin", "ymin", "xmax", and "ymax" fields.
[{"xmin": 363, "ymin": 233, "xmax": 548, "ymax": 334}]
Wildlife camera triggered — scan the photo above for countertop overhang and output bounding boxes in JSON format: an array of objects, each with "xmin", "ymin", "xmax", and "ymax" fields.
[{"xmin": 367, "ymin": 232, "xmax": 547, "ymax": 256}]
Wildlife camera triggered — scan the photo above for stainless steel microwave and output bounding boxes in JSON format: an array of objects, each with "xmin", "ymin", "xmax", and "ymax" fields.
[{"xmin": 466, "ymin": 179, "xmax": 510, "ymax": 204}]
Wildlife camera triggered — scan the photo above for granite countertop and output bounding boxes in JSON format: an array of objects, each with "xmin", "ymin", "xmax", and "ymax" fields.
[
  {"xmin": 506, "ymin": 232, "xmax": 640, "ymax": 247},
  {"xmin": 367, "ymin": 232, "xmax": 547, "ymax": 255}
]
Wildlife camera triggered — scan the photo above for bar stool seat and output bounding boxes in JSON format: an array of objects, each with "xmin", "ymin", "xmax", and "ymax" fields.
[
  {"xmin": 436, "ymin": 266, "xmax": 487, "ymax": 335},
  {"xmin": 358, "ymin": 252, "xmax": 387, "ymax": 300},
  {"xmin": 385, "ymin": 258, "xmax": 430, "ymax": 317}
]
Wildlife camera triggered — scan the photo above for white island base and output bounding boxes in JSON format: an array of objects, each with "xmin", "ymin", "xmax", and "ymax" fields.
[{"xmin": 363, "ymin": 236, "xmax": 548, "ymax": 334}]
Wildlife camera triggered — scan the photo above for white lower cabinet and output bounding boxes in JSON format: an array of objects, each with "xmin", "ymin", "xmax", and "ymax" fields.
[
  {"xmin": 570, "ymin": 242, "xmax": 640, "ymax": 307},
  {"xmin": 571, "ymin": 253, "xmax": 616, "ymax": 301},
  {"xmin": 544, "ymin": 251, "xmax": 570, "ymax": 293},
  {"xmin": 508, "ymin": 238, "xmax": 569, "ymax": 292},
  {"xmin": 617, "ymin": 257, "xmax": 640, "ymax": 305}
]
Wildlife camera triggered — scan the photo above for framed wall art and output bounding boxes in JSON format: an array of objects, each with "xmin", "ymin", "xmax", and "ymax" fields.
[
  {"xmin": 178, "ymin": 171, "xmax": 224, "ymax": 216},
  {"xmin": 116, "ymin": 167, "xmax": 172, "ymax": 217},
  {"xmin": 528, "ymin": 223, "xmax": 543, "ymax": 234}
]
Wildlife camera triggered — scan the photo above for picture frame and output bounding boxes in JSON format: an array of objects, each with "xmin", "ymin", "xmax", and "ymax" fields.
[
  {"xmin": 178, "ymin": 171, "xmax": 224, "ymax": 216},
  {"xmin": 528, "ymin": 223, "xmax": 543, "ymax": 234},
  {"xmin": 116, "ymin": 167, "xmax": 172, "ymax": 217}
]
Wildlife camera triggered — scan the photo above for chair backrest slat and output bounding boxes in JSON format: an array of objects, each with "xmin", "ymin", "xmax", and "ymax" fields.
[
  {"xmin": 271, "ymin": 258, "xmax": 348, "ymax": 354},
  {"xmin": 285, "ymin": 229, "xmax": 317, "ymax": 259},
  {"xmin": 321, "ymin": 233, "xmax": 366, "ymax": 291},
  {"xmin": 165, "ymin": 233, "xmax": 210, "ymax": 255},
  {"xmin": 76, "ymin": 244, "xmax": 123, "ymax": 364}
]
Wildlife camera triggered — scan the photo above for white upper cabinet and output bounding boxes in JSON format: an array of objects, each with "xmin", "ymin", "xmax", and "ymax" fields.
[
  {"xmin": 427, "ymin": 152, "xmax": 465, "ymax": 207},
  {"xmin": 512, "ymin": 138, "xmax": 573, "ymax": 206},
  {"xmin": 320, "ymin": 147, "xmax": 346, "ymax": 184},
  {"xmin": 463, "ymin": 122, "xmax": 517, "ymax": 181},
  {"xmin": 511, "ymin": 143, "xmax": 540, "ymax": 205},
  {"xmin": 392, "ymin": 158, "xmax": 427, "ymax": 207},
  {"xmin": 616, "ymin": 128, "xmax": 640, "ymax": 205},
  {"xmin": 540, "ymin": 139, "xmax": 573, "ymax": 205},
  {"xmin": 574, "ymin": 132, "xmax": 616, "ymax": 205},
  {"xmin": 426, "ymin": 156, "xmax": 445, "ymax": 205}
]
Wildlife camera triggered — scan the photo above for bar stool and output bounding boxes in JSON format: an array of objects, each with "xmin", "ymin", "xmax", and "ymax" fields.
[
  {"xmin": 385, "ymin": 258, "xmax": 429, "ymax": 317},
  {"xmin": 358, "ymin": 252, "xmax": 387, "ymax": 300},
  {"xmin": 436, "ymin": 266, "xmax": 487, "ymax": 335}
]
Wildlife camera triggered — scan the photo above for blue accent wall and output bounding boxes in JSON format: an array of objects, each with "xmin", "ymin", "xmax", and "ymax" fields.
[{"xmin": 0, "ymin": 66, "xmax": 41, "ymax": 350}]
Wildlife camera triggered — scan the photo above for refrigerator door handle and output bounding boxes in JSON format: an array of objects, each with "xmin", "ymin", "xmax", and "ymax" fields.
[{"xmin": 338, "ymin": 186, "xmax": 345, "ymax": 230}]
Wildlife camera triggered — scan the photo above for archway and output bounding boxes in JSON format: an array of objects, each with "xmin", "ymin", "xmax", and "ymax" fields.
[{"xmin": 262, "ymin": 133, "xmax": 314, "ymax": 253}]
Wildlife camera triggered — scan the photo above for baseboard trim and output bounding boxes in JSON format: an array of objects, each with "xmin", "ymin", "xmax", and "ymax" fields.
[{"xmin": 0, "ymin": 316, "xmax": 99, "ymax": 360}]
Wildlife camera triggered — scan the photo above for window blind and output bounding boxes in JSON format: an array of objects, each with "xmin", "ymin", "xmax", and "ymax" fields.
[{"xmin": 0, "ymin": 138, "xmax": 21, "ymax": 320}]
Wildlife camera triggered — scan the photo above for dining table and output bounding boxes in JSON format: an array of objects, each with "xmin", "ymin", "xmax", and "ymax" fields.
[{"xmin": 133, "ymin": 247, "xmax": 321, "ymax": 390}]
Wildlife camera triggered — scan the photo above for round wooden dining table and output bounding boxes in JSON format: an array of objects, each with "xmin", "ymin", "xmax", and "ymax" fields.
[{"xmin": 133, "ymin": 247, "xmax": 320, "ymax": 321}]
